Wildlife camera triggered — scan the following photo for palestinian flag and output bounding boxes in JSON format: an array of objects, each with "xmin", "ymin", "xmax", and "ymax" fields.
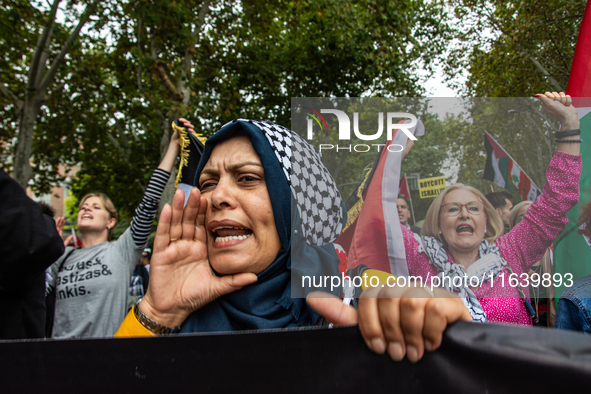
[
  {"xmin": 483, "ymin": 131, "xmax": 541, "ymax": 201},
  {"xmin": 173, "ymin": 120, "xmax": 207, "ymax": 206},
  {"xmin": 336, "ymin": 119, "xmax": 424, "ymax": 276},
  {"xmin": 553, "ymin": 0, "xmax": 591, "ymax": 304}
]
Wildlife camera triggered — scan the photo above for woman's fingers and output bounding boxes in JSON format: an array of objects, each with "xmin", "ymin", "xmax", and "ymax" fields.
[
  {"xmin": 538, "ymin": 91, "xmax": 572, "ymax": 106},
  {"xmin": 401, "ymin": 139, "xmax": 414, "ymax": 161},
  {"xmin": 421, "ymin": 298, "xmax": 448, "ymax": 352},
  {"xmin": 308, "ymin": 285, "xmax": 460, "ymax": 363},
  {"xmin": 194, "ymin": 194, "xmax": 208, "ymax": 243},
  {"xmin": 376, "ymin": 292, "xmax": 406, "ymax": 361},
  {"xmin": 358, "ymin": 286, "xmax": 388, "ymax": 354},
  {"xmin": 306, "ymin": 292, "xmax": 359, "ymax": 326},
  {"xmin": 422, "ymin": 293, "xmax": 471, "ymax": 352},
  {"xmin": 181, "ymin": 188, "xmax": 201, "ymax": 241},
  {"xmin": 55, "ymin": 217, "xmax": 65, "ymax": 234},
  {"xmin": 398, "ymin": 288, "xmax": 430, "ymax": 363},
  {"xmin": 210, "ymin": 272, "xmax": 258, "ymax": 300},
  {"xmin": 179, "ymin": 118, "xmax": 195, "ymax": 133},
  {"xmin": 354, "ymin": 283, "xmax": 470, "ymax": 363},
  {"xmin": 154, "ymin": 204, "xmax": 172, "ymax": 253},
  {"xmin": 536, "ymin": 91, "xmax": 578, "ymax": 128},
  {"xmin": 161, "ymin": 188, "xmax": 206, "ymax": 257},
  {"xmin": 169, "ymin": 189, "xmax": 185, "ymax": 242}
]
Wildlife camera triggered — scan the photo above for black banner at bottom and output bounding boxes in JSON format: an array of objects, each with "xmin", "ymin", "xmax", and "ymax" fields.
[{"xmin": 1, "ymin": 322, "xmax": 590, "ymax": 393}]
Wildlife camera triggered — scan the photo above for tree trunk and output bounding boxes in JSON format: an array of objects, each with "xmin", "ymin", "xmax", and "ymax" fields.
[
  {"xmin": 11, "ymin": 1, "xmax": 97, "ymax": 188},
  {"xmin": 13, "ymin": 94, "xmax": 42, "ymax": 188},
  {"xmin": 159, "ymin": 169, "xmax": 177, "ymax": 214},
  {"xmin": 158, "ymin": 115, "xmax": 177, "ymax": 215},
  {"xmin": 153, "ymin": 0, "xmax": 211, "ymax": 216}
]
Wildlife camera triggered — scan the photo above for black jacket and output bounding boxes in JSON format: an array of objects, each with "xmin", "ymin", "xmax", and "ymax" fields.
[
  {"xmin": 409, "ymin": 225, "xmax": 421, "ymax": 235},
  {"xmin": 0, "ymin": 169, "xmax": 65, "ymax": 339}
]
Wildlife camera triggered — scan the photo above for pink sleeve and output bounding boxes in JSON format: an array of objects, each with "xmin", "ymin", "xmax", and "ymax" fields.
[
  {"xmin": 496, "ymin": 151, "xmax": 581, "ymax": 271},
  {"xmin": 401, "ymin": 225, "xmax": 434, "ymax": 276},
  {"xmin": 401, "ymin": 225, "xmax": 419, "ymax": 260}
]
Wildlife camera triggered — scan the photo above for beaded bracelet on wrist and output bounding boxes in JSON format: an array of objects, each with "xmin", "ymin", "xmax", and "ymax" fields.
[
  {"xmin": 555, "ymin": 138, "xmax": 583, "ymax": 143},
  {"xmin": 134, "ymin": 298, "xmax": 181, "ymax": 335},
  {"xmin": 555, "ymin": 129, "xmax": 580, "ymax": 139}
]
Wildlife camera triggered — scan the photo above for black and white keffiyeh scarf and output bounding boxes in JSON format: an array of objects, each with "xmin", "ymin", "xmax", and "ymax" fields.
[
  {"xmin": 242, "ymin": 119, "xmax": 344, "ymax": 245},
  {"xmin": 414, "ymin": 234, "xmax": 510, "ymax": 323},
  {"xmin": 180, "ymin": 119, "xmax": 344, "ymax": 333}
]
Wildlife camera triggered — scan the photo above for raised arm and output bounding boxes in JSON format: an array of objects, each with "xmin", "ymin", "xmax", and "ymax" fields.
[
  {"xmin": 536, "ymin": 92, "xmax": 580, "ymax": 155},
  {"xmin": 498, "ymin": 93, "xmax": 581, "ymax": 270},
  {"xmin": 126, "ymin": 120, "xmax": 194, "ymax": 249}
]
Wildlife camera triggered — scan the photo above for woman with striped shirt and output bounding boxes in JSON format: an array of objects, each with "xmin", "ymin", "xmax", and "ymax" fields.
[{"xmin": 46, "ymin": 121, "xmax": 188, "ymax": 339}]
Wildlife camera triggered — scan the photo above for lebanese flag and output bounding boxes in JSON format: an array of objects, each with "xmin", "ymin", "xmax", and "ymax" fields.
[
  {"xmin": 483, "ymin": 131, "xmax": 541, "ymax": 201},
  {"xmin": 338, "ymin": 119, "xmax": 424, "ymax": 276},
  {"xmin": 553, "ymin": 0, "xmax": 591, "ymax": 305}
]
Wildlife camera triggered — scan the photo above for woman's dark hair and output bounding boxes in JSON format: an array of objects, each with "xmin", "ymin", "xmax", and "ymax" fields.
[
  {"xmin": 37, "ymin": 201, "xmax": 55, "ymax": 218},
  {"xmin": 485, "ymin": 191, "xmax": 513, "ymax": 210}
]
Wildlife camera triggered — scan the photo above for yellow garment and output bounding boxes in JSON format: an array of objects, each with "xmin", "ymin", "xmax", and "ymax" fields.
[
  {"xmin": 114, "ymin": 269, "xmax": 396, "ymax": 337},
  {"xmin": 114, "ymin": 307, "xmax": 154, "ymax": 338},
  {"xmin": 360, "ymin": 269, "xmax": 396, "ymax": 290}
]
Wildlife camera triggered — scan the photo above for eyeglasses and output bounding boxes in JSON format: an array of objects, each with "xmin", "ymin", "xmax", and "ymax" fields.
[{"xmin": 441, "ymin": 201, "xmax": 484, "ymax": 217}]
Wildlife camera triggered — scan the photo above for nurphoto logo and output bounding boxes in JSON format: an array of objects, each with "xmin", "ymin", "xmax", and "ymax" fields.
[{"xmin": 304, "ymin": 108, "xmax": 417, "ymax": 153}]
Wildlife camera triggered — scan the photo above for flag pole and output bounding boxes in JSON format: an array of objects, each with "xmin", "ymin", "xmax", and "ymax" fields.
[{"xmin": 406, "ymin": 174, "xmax": 417, "ymax": 225}]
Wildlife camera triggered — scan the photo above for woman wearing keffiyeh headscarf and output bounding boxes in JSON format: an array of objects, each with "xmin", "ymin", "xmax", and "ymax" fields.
[{"xmin": 115, "ymin": 118, "xmax": 470, "ymax": 363}]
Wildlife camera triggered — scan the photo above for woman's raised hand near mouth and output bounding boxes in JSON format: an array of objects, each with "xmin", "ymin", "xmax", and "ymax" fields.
[{"xmin": 139, "ymin": 188, "xmax": 258, "ymax": 328}]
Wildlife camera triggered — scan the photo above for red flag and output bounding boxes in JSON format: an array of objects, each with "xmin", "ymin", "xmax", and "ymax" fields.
[
  {"xmin": 399, "ymin": 174, "xmax": 410, "ymax": 200},
  {"xmin": 554, "ymin": 1, "xmax": 591, "ymax": 304},
  {"xmin": 566, "ymin": 0, "xmax": 591, "ymax": 100},
  {"xmin": 338, "ymin": 134, "xmax": 411, "ymax": 276},
  {"xmin": 344, "ymin": 138, "xmax": 405, "ymax": 274},
  {"xmin": 336, "ymin": 119, "xmax": 424, "ymax": 276}
]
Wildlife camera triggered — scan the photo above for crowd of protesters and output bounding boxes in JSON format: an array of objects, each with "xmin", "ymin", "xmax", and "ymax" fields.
[{"xmin": 0, "ymin": 92, "xmax": 589, "ymax": 365}]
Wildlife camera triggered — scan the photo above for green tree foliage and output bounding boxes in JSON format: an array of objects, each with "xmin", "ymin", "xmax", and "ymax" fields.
[
  {"xmin": 0, "ymin": 0, "xmax": 115, "ymax": 188},
  {"xmin": 0, "ymin": 1, "xmax": 42, "ymax": 149},
  {"xmin": 444, "ymin": 0, "xmax": 583, "ymax": 96},
  {"xmin": 0, "ymin": 0, "xmax": 448, "ymax": 221},
  {"xmin": 401, "ymin": 110, "xmax": 450, "ymax": 222},
  {"xmin": 430, "ymin": 1, "xmax": 582, "ymax": 206},
  {"xmin": 434, "ymin": 97, "xmax": 560, "ymax": 208}
]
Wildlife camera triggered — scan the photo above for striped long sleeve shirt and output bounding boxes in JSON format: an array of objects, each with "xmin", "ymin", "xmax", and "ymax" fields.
[{"xmin": 129, "ymin": 168, "xmax": 170, "ymax": 247}]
